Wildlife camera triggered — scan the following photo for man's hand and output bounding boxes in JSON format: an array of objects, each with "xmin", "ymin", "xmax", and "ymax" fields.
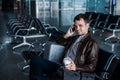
[
  {"xmin": 64, "ymin": 26, "xmax": 75, "ymax": 39},
  {"xmin": 65, "ymin": 59, "xmax": 76, "ymax": 71}
]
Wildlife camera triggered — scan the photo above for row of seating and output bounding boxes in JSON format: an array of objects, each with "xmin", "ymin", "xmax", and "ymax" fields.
[
  {"xmin": 6, "ymin": 14, "xmax": 66, "ymax": 73},
  {"xmin": 85, "ymin": 12, "xmax": 120, "ymax": 41},
  {"xmin": 7, "ymin": 15, "xmax": 34, "ymax": 35},
  {"xmin": 6, "ymin": 14, "xmax": 62, "ymax": 51}
]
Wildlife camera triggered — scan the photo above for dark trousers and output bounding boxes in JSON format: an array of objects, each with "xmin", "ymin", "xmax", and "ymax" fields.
[{"xmin": 29, "ymin": 55, "xmax": 60, "ymax": 80}]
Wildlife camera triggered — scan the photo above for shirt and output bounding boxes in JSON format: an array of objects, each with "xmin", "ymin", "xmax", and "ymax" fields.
[{"xmin": 64, "ymin": 35, "xmax": 85, "ymax": 61}]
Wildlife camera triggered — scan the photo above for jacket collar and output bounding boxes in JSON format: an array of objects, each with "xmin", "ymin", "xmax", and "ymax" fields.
[{"xmin": 75, "ymin": 31, "xmax": 91, "ymax": 42}]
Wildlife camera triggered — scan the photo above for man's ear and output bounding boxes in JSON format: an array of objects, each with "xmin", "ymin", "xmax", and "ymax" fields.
[{"xmin": 87, "ymin": 23, "xmax": 90, "ymax": 28}]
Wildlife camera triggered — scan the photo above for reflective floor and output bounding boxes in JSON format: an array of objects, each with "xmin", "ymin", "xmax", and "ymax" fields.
[
  {"xmin": 0, "ymin": 10, "xmax": 120, "ymax": 80},
  {"xmin": 0, "ymin": 11, "xmax": 28, "ymax": 80}
]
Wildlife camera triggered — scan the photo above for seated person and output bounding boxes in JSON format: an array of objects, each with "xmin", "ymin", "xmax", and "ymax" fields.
[{"xmin": 29, "ymin": 13, "xmax": 99, "ymax": 80}]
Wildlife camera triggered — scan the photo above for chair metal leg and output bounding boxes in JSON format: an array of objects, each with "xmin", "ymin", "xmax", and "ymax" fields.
[
  {"xmin": 23, "ymin": 65, "xmax": 30, "ymax": 71},
  {"xmin": 13, "ymin": 34, "xmax": 47, "ymax": 50},
  {"xmin": 12, "ymin": 36, "xmax": 34, "ymax": 50},
  {"xmin": 105, "ymin": 30, "xmax": 116, "ymax": 41}
]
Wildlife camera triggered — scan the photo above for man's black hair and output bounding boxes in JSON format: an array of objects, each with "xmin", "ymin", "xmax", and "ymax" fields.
[{"xmin": 73, "ymin": 13, "xmax": 89, "ymax": 23}]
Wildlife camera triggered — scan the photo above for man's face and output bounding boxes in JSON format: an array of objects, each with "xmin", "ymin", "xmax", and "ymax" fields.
[{"xmin": 74, "ymin": 18, "xmax": 89, "ymax": 35}]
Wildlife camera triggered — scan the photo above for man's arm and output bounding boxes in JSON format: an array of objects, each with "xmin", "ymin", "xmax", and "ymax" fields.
[{"xmin": 57, "ymin": 26, "xmax": 74, "ymax": 45}]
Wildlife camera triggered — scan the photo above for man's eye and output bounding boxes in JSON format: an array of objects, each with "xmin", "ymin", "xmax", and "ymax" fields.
[
  {"xmin": 73, "ymin": 24, "xmax": 77, "ymax": 27},
  {"xmin": 79, "ymin": 25, "xmax": 82, "ymax": 27}
]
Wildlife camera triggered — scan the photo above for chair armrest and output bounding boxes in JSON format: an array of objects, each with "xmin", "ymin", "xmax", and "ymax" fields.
[
  {"xmin": 44, "ymin": 24, "xmax": 51, "ymax": 27},
  {"xmin": 95, "ymin": 71, "xmax": 110, "ymax": 80},
  {"xmin": 97, "ymin": 21, "xmax": 105, "ymax": 26},
  {"xmin": 107, "ymin": 23, "xmax": 118, "ymax": 29},
  {"xmin": 97, "ymin": 21, "xmax": 106, "ymax": 29},
  {"xmin": 11, "ymin": 23, "xmax": 23, "ymax": 29},
  {"xmin": 7, "ymin": 19, "xmax": 17, "ymax": 24},
  {"xmin": 45, "ymin": 26, "xmax": 58, "ymax": 31},
  {"xmin": 15, "ymin": 27, "xmax": 37, "ymax": 36},
  {"xmin": 13, "ymin": 25, "xmax": 25, "ymax": 32}
]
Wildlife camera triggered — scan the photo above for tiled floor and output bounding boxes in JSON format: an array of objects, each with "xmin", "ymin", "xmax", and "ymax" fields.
[{"xmin": 0, "ymin": 10, "xmax": 120, "ymax": 80}]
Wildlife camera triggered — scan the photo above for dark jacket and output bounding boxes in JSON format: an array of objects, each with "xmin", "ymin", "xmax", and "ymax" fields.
[{"xmin": 57, "ymin": 32, "xmax": 99, "ymax": 73}]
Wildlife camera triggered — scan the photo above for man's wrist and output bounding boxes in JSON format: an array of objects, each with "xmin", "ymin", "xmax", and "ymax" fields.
[{"xmin": 64, "ymin": 34, "xmax": 69, "ymax": 39}]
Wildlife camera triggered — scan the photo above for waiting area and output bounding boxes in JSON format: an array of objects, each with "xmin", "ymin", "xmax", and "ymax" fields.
[{"xmin": 0, "ymin": 10, "xmax": 120, "ymax": 80}]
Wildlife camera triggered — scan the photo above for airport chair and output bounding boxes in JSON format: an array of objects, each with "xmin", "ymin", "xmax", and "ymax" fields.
[
  {"xmin": 89, "ymin": 12, "xmax": 100, "ymax": 29},
  {"xmin": 96, "ymin": 14, "xmax": 110, "ymax": 30},
  {"xmin": 17, "ymin": 35, "xmax": 49, "ymax": 72},
  {"xmin": 7, "ymin": 15, "xmax": 27, "ymax": 34},
  {"xmin": 12, "ymin": 17, "xmax": 49, "ymax": 50},
  {"xmin": 95, "ymin": 51, "xmax": 119, "ymax": 80},
  {"xmin": 10, "ymin": 15, "xmax": 28, "ymax": 29},
  {"xmin": 85, "ymin": 12, "xmax": 94, "ymax": 21},
  {"xmin": 20, "ymin": 27, "xmax": 64, "ymax": 72},
  {"xmin": 10, "ymin": 16, "xmax": 34, "ymax": 35},
  {"xmin": 16, "ymin": 18, "xmax": 51, "ymax": 70},
  {"xmin": 91, "ymin": 13, "xmax": 109, "ymax": 34},
  {"xmin": 16, "ymin": 17, "xmax": 64, "ymax": 75},
  {"xmin": 7, "ymin": 14, "xmax": 24, "ymax": 27},
  {"xmin": 30, "ymin": 18, "xmax": 48, "ymax": 35},
  {"xmin": 104, "ymin": 15, "xmax": 120, "ymax": 41},
  {"xmin": 94, "ymin": 14, "xmax": 110, "ymax": 36},
  {"xmin": 28, "ymin": 18, "xmax": 61, "ymax": 40}
]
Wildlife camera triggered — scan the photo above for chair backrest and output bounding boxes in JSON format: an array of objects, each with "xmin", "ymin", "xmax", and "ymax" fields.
[
  {"xmin": 95, "ymin": 50, "xmax": 119, "ymax": 80},
  {"xmin": 24, "ymin": 16, "xmax": 34, "ymax": 28},
  {"xmin": 43, "ymin": 41, "xmax": 65, "ymax": 64},
  {"xmin": 96, "ymin": 14, "xmax": 109, "ymax": 29},
  {"xmin": 104, "ymin": 15, "xmax": 120, "ymax": 29},
  {"xmin": 89, "ymin": 13, "xmax": 100, "ymax": 28},
  {"xmin": 34, "ymin": 18, "xmax": 47, "ymax": 34},
  {"xmin": 85, "ymin": 12, "xmax": 94, "ymax": 21}
]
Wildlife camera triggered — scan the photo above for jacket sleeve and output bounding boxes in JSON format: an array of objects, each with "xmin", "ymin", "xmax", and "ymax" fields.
[
  {"xmin": 76, "ymin": 41, "xmax": 99, "ymax": 72},
  {"xmin": 56, "ymin": 35, "xmax": 69, "ymax": 46}
]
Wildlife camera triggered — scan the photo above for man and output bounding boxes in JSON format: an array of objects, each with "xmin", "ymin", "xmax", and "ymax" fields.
[{"xmin": 30, "ymin": 13, "xmax": 99, "ymax": 80}]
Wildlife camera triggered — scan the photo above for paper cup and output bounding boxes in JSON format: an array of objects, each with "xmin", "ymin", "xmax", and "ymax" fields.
[{"xmin": 63, "ymin": 57, "xmax": 71, "ymax": 65}]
